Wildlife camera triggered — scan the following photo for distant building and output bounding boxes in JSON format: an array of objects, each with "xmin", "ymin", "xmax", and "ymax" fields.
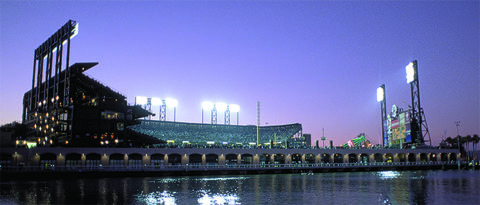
[{"xmin": 303, "ymin": 133, "xmax": 312, "ymax": 147}]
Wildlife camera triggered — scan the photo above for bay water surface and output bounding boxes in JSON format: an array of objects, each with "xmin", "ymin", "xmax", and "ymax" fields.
[{"xmin": 1, "ymin": 170, "xmax": 478, "ymax": 204}]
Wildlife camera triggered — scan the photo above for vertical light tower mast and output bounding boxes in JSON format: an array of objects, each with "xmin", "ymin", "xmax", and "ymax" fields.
[
  {"xmin": 212, "ymin": 105, "xmax": 217, "ymax": 124},
  {"xmin": 160, "ymin": 100, "xmax": 166, "ymax": 121},
  {"xmin": 377, "ymin": 84, "xmax": 387, "ymax": 146},
  {"xmin": 225, "ymin": 105, "xmax": 231, "ymax": 125},
  {"xmin": 406, "ymin": 60, "xmax": 431, "ymax": 145}
]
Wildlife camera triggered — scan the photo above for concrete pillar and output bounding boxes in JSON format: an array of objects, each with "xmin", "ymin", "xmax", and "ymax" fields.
[
  {"xmin": 57, "ymin": 153, "xmax": 65, "ymax": 166},
  {"xmin": 124, "ymin": 154, "xmax": 128, "ymax": 167},
  {"xmin": 393, "ymin": 154, "xmax": 399, "ymax": 162},
  {"xmin": 237, "ymin": 154, "xmax": 241, "ymax": 165},
  {"xmin": 101, "ymin": 154, "xmax": 109, "ymax": 166},
  {"xmin": 218, "ymin": 154, "xmax": 225, "ymax": 166},
  {"xmin": 81, "ymin": 153, "xmax": 86, "ymax": 167},
  {"xmin": 202, "ymin": 154, "xmax": 206, "ymax": 166},
  {"xmin": 301, "ymin": 154, "xmax": 306, "ymax": 164},
  {"xmin": 143, "ymin": 154, "xmax": 150, "ymax": 166},
  {"xmin": 315, "ymin": 154, "xmax": 321, "ymax": 164},
  {"xmin": 253, "ymin": 154, "xmax": 260, "ymax": 165},
  {"xmin": 369, "ymin": 154, "xmax": 375, "ymax": 163},
  {"xmin": 182, "ymin": 154, "xmax": 188, "ymax": 165},
  {"xmin": 32, "ymin": 153, "xmax": 40, "ymax": 166}
]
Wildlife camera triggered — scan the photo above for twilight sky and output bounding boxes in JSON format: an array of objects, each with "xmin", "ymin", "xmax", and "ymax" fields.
[{"xmin": 1, "ymin": 1, "xmax": 478, "ymax": 146}]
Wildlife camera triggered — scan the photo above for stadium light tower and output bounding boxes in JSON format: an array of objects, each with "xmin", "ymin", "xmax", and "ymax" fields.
[
  {"xmin": 202, "ymin": 101, "xmax": 213, "ymax": 124},
  {"xmin": 160, "ymin": 99, "xmax": 166, "ymax": 121},
  {"xmin": 216, "ymin": 102, "xmax": 228, "ymax": 125},
  {"xmin": 151, "ymin": 98, "xmax": 162, "ymax": 120},
  {"xmin": 377, "ymin": 84, "xmax": 387, "ymax": 147},
  {"xmin": 230, "ymin": 104, "xmax": 240, "ymax": 125},
  {"xmin": 166, "ymin": 98, "xmax": 178, "ymax": 122},
  {"xmin": 135, "ymin": 96, "xmax": 148, "ymax": 105},
  {"xmin": 405, "ymin": 60, "xmax": 431, "ymax": 145}
]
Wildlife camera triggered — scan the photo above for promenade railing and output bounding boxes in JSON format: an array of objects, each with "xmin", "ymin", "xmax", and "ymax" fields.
[{"xmin": 0, "ymin": 161, "xmax": 460, "ymax": 173}]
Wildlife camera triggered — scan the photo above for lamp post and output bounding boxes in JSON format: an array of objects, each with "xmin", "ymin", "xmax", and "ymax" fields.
[{"xmin": 455, "ymin": 121, "xmax": 461, "ymax": 156}]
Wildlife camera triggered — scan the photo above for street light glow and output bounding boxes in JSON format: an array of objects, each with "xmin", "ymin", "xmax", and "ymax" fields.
[
  {"xmin": 230, "ymin": 104, "xmax": 240, "ymax": 112},
  {"xmin": 377, "ymin": 86, "xmax": 384, "ymax": 102},
  {"xmin": 406, "ymin": 62, "xmax": 415, "ymax": 83},
  {"xmin": 135, "ymin": 96, "xmax": 148, "ymax": 105},
  {"xmin": 165, "ymin": 98, "xmax": 178, "ymax": 107},
  {"xmin": 202, "ymin": 101, "xmax": 213, "ymax": 111}
]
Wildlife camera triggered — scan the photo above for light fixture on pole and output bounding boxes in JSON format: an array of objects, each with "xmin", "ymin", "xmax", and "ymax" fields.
[
  {"xmin": 216, "ymin": 102, "xmax": 227, "ymax": 125},
  {"xmin": 135, "ymin": 96, "xmax": 148, "ymax": 105},
  {"xmin": 377, "ymin": 84, "xmax": 387, "ymax": 147},
  {"xmin": 455, "ymin": 121, "xmax": 461, "ymax": 157},
  {"xmin": 165, "ymin": 98, "xmax": 178, "ymax": 122},
  {"xmin": 151, "ymin": 98, "xmax": 162, "ymax": 120},
  {"xmin": 230, "ymin": 104, "xmax": 240, "ymax": 125},
  {"xmin": 202, "ymin": 101, "xmax": 213, "ymax": 124},
  {"xmin": 405, "ymin": 60, "xmax": 431, "ymax": 145}
]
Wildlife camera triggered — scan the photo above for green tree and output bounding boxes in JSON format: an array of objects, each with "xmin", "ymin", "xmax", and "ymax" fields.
[
  {"xmin": 445, "ymin": 137, "xmax": 454, "ymax": 148},
  {"xmin": 465, "ymin": 135, "xmax": 472, "ymax": 160},
  {"xmin": 472, "ymin": 134, "xmax": 479, "ymax": 160}
]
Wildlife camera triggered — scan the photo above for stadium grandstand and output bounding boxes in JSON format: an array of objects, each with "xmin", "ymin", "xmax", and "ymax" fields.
[
  {"xmin": 7, "ymin": 20, "xmax": 305, "ymax": 148},
  {"xmin": 128, "ymin": 120, "xmax": 302, "ymax": 147}
]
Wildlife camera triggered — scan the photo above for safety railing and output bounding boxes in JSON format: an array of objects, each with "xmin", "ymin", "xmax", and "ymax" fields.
[{"xmin": 0, "ymin": 161, "xmax": 459, "ymax": 173}]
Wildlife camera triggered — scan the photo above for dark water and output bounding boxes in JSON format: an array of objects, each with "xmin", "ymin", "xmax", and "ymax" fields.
[{"xmin": 1, "ymin": 170, "xmax": 478, "ymax": 204}]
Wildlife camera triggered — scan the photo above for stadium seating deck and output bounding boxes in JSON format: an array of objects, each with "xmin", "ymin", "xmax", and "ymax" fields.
[{"xmin": 127, "ymin": 120, "xmax": 302, "ymax": 145}]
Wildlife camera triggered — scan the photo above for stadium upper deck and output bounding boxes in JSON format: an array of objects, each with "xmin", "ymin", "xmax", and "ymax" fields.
[{"xmin": 128, "ymin": 120, "xmax": 302, "ymax": 146}]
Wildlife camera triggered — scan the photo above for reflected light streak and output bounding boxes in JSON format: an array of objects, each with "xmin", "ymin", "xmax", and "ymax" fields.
[
  {"xmin": 197, "ymin": 190, "xmax": 239, "ymax": 205},
  {"xmin": 377, "ymin": 171, "xmax": 401, "ymax": 179},
  {"xmin": 136, "ymin": 191, "xmax": 176, "ymax": 205}
]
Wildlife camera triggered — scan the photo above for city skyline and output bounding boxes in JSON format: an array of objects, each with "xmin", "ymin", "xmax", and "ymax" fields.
[{"xmin": 1, "ymin": 1, "xmax": 478, "ymax": 145}]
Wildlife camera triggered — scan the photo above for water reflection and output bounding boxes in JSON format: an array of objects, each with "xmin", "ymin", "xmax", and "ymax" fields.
[
  {"xmin": 1, "ymin": 170, "xmax": 479, "ymax": 204},
  {"xmin": 137, "ymin": 191, "xmax": 176, "ymax": 205}
]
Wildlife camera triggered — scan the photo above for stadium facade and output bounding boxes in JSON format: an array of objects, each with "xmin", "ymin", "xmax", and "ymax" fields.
[{"xmin": 15, "ymin": 20, "xmax": 304, "ymax": 148}]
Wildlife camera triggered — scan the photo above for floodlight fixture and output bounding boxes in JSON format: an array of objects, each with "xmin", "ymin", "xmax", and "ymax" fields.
[
  {"xmin": 202, "ymin": 101, "xmax": 214, "ymax": 111},
  {"xmin": 230, "ymin": 104, "xmax": 240, "ymax": 113},
  {"xmin": 216, "ymin": 102, "xmax": 227, "ymax": 112},
  {"xmin": 135, "ymin": 96, "xmax": 148, "ymax": 105},
  {"xmin": 406, "ymin": 62, "xmax": 415, "ymax": 83},
  {"xmin": 151, "ymin": 97, "xmax": 162, "ymax": 106},
  {"xmin": 70, "ymin": 22, "xmax": 79, "ymax": 39},
  {"xmin": 377, "ymin": 86, "xmax": 385, "ymax": 102},
  {"xmin": 165, "ymin": 98, "xmax": 178, "ymax": 107}
]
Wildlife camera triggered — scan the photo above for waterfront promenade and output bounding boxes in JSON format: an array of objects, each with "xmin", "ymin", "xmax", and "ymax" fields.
[{"xmin": 0, "ymin": 147, "xmax": 462, "ymax": 178}]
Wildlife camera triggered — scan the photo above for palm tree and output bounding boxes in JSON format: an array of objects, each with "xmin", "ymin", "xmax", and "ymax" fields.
[
  {"xmin": 472, "ymin": 134, "xmax": 479, "ymax": 160},
  {"xmin": 445, "ymin": 137, "xmax": 454, "ymax": 148},
  {"xmin": 455, "ymin": 135, "xmax": 461, "ymax": 149},
  {"xmin": 466, "ymin": 135, "xmax": 472, "ymax": 152},
  {"xmin": 465, "ymin": 135, "xmax": 472, "ymax": 160}
]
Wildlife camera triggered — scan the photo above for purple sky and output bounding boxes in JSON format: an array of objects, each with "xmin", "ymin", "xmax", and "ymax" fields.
[{"xmin": 1, "ymin": 1, "xmax": 478, "ymax": 146}]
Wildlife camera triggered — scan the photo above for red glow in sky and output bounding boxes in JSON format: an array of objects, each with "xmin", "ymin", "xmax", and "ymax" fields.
[{"xmin": 1, "ymin": 1, "xmax": 478, "ymax": 145}]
